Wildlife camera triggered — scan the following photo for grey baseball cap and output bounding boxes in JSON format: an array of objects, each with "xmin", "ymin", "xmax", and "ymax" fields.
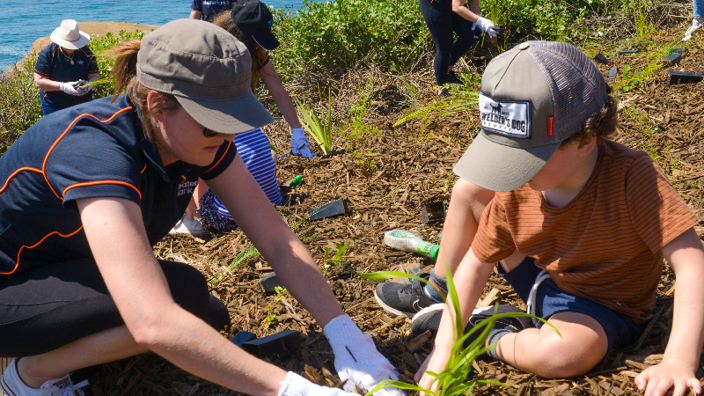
[
  {"xmin": 453, "ymin": 41, "xmax": 608, "ymax": 191},
  {"xmin": 136, "ymin": 18, "xmax": 273, "ymax": 134}
]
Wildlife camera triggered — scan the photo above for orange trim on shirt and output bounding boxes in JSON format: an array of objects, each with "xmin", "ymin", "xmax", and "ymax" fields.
[
  {"xmin": 0, "ymin": 106, "xmax": 143, "ymax": 276},
  {"xmin": 63, "ymin": 180, "xmax": 143, "ymax": 201},
  {"xmin": 0, "ymin": 226, "xmax": 84, "ymax": 275},
  {"xmin": 0, "ymin": 167, "xmax": 43, "ymax": 194},
  {"xmin": 42, "ymin": 107, "xmax": 133, "ymax": 199},
  {"xmin": 140, "ymin": 163, "xmax": 147, "ymax": 174},
  {"xmin": 204, "ymin": 140, "xmax": 234, "ymax": 173}
]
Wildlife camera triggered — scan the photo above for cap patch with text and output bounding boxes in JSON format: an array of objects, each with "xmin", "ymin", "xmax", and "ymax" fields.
[{"xmin": 479, "ymin": 93, "xmax": 531, "ymax": 139}]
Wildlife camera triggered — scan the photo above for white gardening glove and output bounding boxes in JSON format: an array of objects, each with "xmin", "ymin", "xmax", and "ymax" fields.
[
  {"xmin": 278, "ymin": 372, "xmax": 358, "ymax": 396},
  {"xmin": 59, "ymin": 81, "xmax": 81, "ymax": 96},
  {"xmin": 75, "ymin": 80, "xmax": 93, "ymax": 96},
  {"xmin": 291, "ymin": 128, "xmax": 316, "ymax": 158},
  {"xmin": 475, "ymin": 16, "xmax": 499, "ymax": 38},
  {"xmin": 324, "ymin": 315, "xmax": 405, "ymax": 396}
]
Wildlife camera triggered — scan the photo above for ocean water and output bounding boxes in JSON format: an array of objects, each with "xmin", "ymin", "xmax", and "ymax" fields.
[{"xmin": 0, "ymin": 0, "xmax": 305, "ymax": 72}]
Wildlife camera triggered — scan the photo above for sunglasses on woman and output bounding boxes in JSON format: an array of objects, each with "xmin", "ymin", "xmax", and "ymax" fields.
[{"xmin": 203, "ymin": 128, "xmax": 219, "ymax": 138}]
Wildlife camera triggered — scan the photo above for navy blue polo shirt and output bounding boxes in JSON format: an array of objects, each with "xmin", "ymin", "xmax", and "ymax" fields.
[
  {"xmin": 0, "ymin": 95, "xmax": 237, "ymax": 276},
  {"xmin": 191, "ymin": 0, "xmax": 233, "ymax": 21},
  {"xmin": 34, "ymin": 43, "xmax": 99, "ymax": 109}
]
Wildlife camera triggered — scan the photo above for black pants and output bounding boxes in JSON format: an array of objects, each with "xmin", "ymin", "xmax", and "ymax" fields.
[
  {"xmin": 0, "ymin": 259, "xmax": 230, "ymax": 357},
  {"xmin": 419, "ymin": 0, "xmax": 481, "ymax": 85}
]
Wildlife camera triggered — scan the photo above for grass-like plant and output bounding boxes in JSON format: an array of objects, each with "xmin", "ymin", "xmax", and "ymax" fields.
[
  {"xmin": 393, "ymin": 88, "xmax": 480, "ymax": 129},
  {"xmin": 357, "ymin": 269, "xmax": 559, "ymax": 395},
  {"xmin": 297, "ymin": 88, "xmax": 333, "ymax": 155},
  {"xmin": 346, "ymin": 74, "xmax": 381, "ymax": 140},
  {"xmin": 81, "ymin": 77, "xmax": 111, "ymax": 87}
]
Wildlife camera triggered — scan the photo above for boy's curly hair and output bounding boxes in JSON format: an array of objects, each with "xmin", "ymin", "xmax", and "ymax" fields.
[{"xmin": 559, "ymin": 86, "xmax": 618, "ymax": 148}]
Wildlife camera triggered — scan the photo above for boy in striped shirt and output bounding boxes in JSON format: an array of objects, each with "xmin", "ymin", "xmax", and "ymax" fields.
[{"xmin": 390, "ymin": 41, "xmax": 704, "ymax": 396}]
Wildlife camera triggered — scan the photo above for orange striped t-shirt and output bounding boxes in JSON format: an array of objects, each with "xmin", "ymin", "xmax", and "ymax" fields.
[{"xmin": 472, "ymin": 140, "xmax": 699, "ymax": 324}]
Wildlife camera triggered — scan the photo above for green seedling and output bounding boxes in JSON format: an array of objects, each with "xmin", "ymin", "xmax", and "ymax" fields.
[
  {"xmin": 297, "ymin": 87, "xmax": 333, "ymax": 155},
  {"xmin": 613, "ymin": 62, "xmax": 663, "ymax": 92},
  {"xmin": 264, "ymin": 286, "xmax": 289, "ymax": 327},
  {"xmin": 358, "ymin": 269, "xmax": 560, "ymax": 395},
  {"xmin": 321, "ymin": 241, "xmax": 351, "ymax": 272}
]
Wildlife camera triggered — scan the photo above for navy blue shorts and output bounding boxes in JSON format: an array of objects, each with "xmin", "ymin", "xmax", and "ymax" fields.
[{"xmin": 499, "ymin": 257, "xmax": 643, "ymax": 352}]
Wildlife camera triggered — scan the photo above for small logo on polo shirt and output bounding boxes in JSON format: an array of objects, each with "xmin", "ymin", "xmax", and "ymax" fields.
[{"xmin": 177, "ymin": 177, "xmax": 198, "ymax": 197}]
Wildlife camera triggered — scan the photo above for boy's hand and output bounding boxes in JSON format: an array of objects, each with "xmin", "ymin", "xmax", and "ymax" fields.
[
  {"xmin": 634, "ymin": 357, "xmax": 701, "ymax": 396},
  {"xmin": 414, "ymin": 346, "xmax": 451, "ymax": 396}
]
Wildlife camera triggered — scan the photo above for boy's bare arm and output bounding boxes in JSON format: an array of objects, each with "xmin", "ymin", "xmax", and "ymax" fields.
[
  {"xmin": 635, "ymin": 227, "xmax": 704, "ymax": 396},
  {"xmin": 434, "ymin": 178, "xmax": 495, "ymax": 279},
  {"xmin": 415, "ymin": 247, "xmax": 495, "ymax": 392}
]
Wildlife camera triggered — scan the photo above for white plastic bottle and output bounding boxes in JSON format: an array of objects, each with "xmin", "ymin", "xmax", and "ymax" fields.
[{"xmin": 383, "ymin": 229, "xmax": 439, "ymax": 261}]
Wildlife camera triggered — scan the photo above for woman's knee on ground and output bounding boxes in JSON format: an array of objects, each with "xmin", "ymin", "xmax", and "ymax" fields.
[
  {"xmin": 160, "ymin": 261, "xmax": 211, "ymax": 317},
  {"xmin": 161, "ymin": 261, "xmax": 231, "ymax": 331}
]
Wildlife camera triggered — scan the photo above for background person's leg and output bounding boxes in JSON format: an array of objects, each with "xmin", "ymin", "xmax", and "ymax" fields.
[
  {"xmin": 419, "ymin": 0, "xmax": 454, "ymax": 86},
  {"xmin": 448, "ymin": 13, "xmax": 480, "ymax": 72},
  {"xmin": 694, "ymin": 0, "xmax": 704, "ymax": 20}
]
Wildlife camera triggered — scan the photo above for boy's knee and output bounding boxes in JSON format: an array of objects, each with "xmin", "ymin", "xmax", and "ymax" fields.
[{"xmin": 527, "ymin": 324, "xmax": 607, "ymax": 378}]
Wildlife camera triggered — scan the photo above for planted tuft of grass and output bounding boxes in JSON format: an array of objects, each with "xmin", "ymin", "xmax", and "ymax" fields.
[{"xmin": 358, "ymin": 269, "xmax": 559, "ymax": 395}]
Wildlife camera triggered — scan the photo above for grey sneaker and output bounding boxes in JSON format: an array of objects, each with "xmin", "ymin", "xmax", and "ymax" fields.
[
  {"xmin": 374, "ymin": 273, "xmax": 443, "ymax": 317},
  {"xmin": 1, "ymin": 359, "xmax": 89, "ymax": 396},
  {"xmin": 411, "ymin": 303, "xmax": 531, "ymax": 344}
]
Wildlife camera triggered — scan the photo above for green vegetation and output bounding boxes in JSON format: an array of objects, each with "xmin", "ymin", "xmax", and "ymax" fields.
[
  {"xmin": 346, "ymin": 75, "xmax": 382, "ymax": 140},
  {"xmin": 271, "ymin": 0, "xmax": 661, "ymax": 79},
  {"xmin": 323, "ymin": 241, "xmax": 350, "ymax": 268},
  {"xmin": 0, "ymin": 63, "xmax": 42, "ymax": 154},
  {"xmin": 393, "ymin": 85, "xmax": 480, "ymax": 133},
  {"xmin": 88, "ymin": 29, "xmax": 147, "ymax": 98},
  {"xmin": 272, "ymin": 0, "xmax": 427, "ymax": 75},
  {"xmin": 0, "ymin": 0, "xmax": 674, "ymax": 146}
]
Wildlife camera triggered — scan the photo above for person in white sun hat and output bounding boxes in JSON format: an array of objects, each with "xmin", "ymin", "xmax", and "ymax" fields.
[
  {"xmin": 683, "ymin": 0, "xmax": 704, "ymax": 40},
  {"xmin": 33, "ymin": 19, "xmax": 100, "ymax": 116}
]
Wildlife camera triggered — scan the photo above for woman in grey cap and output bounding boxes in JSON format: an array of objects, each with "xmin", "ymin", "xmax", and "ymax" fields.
[
  {"xmin": 172, "ymin": 0, "xmax": 316, "ymax": 236},
  {"xmin": 0, "ymin": 19, "xmax": 400, "ymax": 396}
]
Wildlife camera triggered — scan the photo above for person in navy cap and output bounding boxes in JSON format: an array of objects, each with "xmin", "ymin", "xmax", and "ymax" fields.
[{"xmin": 173, "ymin": 0, "xmax": 317, "ymax": 235}]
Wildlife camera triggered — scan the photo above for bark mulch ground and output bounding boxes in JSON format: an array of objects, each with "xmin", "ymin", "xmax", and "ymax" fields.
[{"xmin": 83, "ymin": 25, "xmax": 704, "ymax": 396}]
